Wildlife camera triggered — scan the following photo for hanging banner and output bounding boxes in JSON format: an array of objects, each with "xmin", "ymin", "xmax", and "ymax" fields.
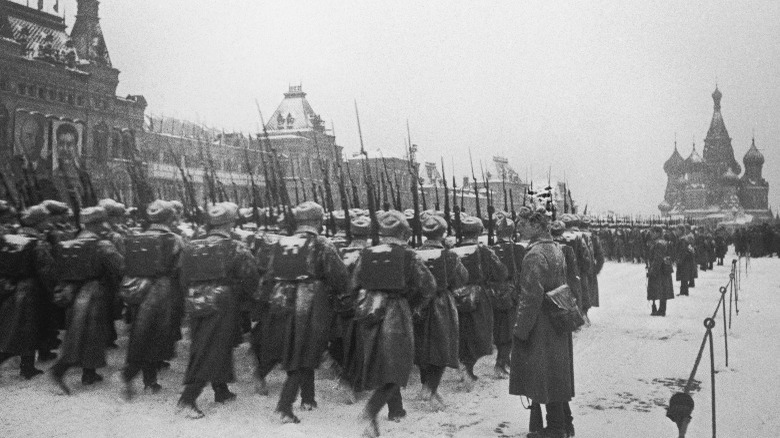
[
  {"xmin": 51, "ymin": 120, "xmax": 84, "ymax": 171},
  {"xmin": 13, "ymin": 110, "xmax": 49, "ymax": 170}
]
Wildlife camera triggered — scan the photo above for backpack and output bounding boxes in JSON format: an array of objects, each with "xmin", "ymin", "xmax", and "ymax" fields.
[
  {"xmin": 357, "ymin": 244, "xmax": 407, "ymax": 291},
  {"xmin": 56, "ymin": 238, "xmax": 102, "ymax": 282},
  {"xmin": 268, "ymin": 235, "xmax": 314, "ymax": 281},
  {"xmin": 181, "ymin": 238, "xmax": 233, "ymax": 283},
  {"xmin": 124, "ymin": 233, "xmax": 176, "ymax": 277},
  {"xmin": 0, "ymin": 234, "xmax": 37, "ymax": 279}
]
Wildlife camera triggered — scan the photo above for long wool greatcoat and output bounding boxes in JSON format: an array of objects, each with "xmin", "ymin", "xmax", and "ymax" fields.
[
  {"xmin": 414, "ymin": 241, "xmax": 468, "ymax": 369},
  {"xmin": 455, "ymin": 241, "xmax": 508, "ymax": 365},
  {"xmin": 647, "ymin": 238, "xmax": 675, "ymax": 301},
  {"xmin": 509, "ymin": 237, "xmax": 574, "ymax": 404},
  {"xmin": 352, "ymin": 244, "xmax": 436, "ymax": 390},
  {"xmin": 0, "ymin": 228, "xmax": 55, "ymax": 356},
  {"xmin": 125, "ymin": 224, "xmax": 185, "ymax": 365},
  {"xmin": 59, "ymin": 230, "xmax": 125, "ymax": 369},
  {"xmin": 488, "ymin": 240, "xmax": 525, "ymax": 348},
  {"xmin": 586, "ymin": 230, "xmax": 604, "ymax": 308},
  {"xmin": 553, "ymin": 235, "xmax": 584, "ymax": 312},
  {"xmin": 262, "ymin": 231, "xmax": 349, "ymax": 372},
  {"xmin": 675, "ymin": 233, "xmax": 697, "ymax": 283},
  {"xmin": 182, "ymin": 230, "xmax": 258, "ymax": 384}
]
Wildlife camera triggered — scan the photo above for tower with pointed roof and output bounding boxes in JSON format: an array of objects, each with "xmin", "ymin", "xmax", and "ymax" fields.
[{"xmin": 659, "ymin": 86, "xmax": 771, "ymax": 222}]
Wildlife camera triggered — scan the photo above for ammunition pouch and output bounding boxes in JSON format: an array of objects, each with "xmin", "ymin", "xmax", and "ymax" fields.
[
  {"xmin": 185, "ymin": 283, "xmax": 227, "ymax": 318},
  {"xmin": 490, "ymin": 281, "xmax": 517, "ymax": 311},
  {"xmin": 354, "ymin": 289, "xmax": 388, "ymax": 325},
  {"xmin": 118, "ymin": 277, "xmax": 154, "ymax": 306},
  {"xmin": 543, "ymin": 284, "xmax": 585, "ymax": 335},
  {"xmin": 452, "ymin": 284, "xmax": 481, "ymax": 313}
]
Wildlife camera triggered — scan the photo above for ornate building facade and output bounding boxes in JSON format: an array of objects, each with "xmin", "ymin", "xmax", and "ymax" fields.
[
  {"xmin": 659, "ymin": 87, "xmax": 771, "ymax": 222},
  {"xmin": 0, "ymin": 0, "xmax": 146, "ymax": 203}
]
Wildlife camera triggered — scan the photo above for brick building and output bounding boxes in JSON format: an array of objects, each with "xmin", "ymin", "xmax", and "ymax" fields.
[{"xmin": 0, "ymin": 0, "xmax": 146, "ymax": 204}]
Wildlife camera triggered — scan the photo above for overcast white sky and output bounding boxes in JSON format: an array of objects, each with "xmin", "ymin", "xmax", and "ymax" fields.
[{"xmin": 45, "ymin": 0, "xmax": 780, "ymax": 214}]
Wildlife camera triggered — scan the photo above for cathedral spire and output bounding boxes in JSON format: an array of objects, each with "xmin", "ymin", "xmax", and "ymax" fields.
[{"xmin": 712, "ymin": 84, "xmax": 722, "ymax": 111}]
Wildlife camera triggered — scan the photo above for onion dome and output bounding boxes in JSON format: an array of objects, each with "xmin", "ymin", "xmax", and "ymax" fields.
[
  {"xmin": 658, "ymin": 200, "xmax": 672, "ymax": 213},
  {"xmin": 685, "ymin": 143, "xmax": 704, "ymax": 170},
  {"xmin": 664, "ymin": 143, "xmax": 684, "ymax": 175},
  {"xmin": 721, "ymin": 168, "xmax": 740, "ymax": 185},
  {"xmin": 743, "ymin": 137, "xmax": 764, "ymax": 167}
]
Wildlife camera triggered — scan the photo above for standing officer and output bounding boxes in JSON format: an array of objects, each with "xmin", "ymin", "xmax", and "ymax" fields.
[
  {"xmin": 647, "ymin": 226, "xmax": 674, "ymax": 316},
  {"xmin": 177, "ymin": 202, "xmax": 259, "ymax": 418},
  {"xmin": 263, "ymin": 201, "xmax": 349, "ymax": 423}
]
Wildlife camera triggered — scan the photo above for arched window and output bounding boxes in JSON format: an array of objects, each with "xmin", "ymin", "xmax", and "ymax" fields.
[{"xmin": 93, "ymin": 122, "xmax": 109, "ymax": 162}]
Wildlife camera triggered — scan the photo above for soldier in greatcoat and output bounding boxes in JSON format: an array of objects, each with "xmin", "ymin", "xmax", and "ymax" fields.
[
  {"xmin": 510, "ymin": 206, "xmax": 575, "ymax": 438},
  {"xmin": 98, "ymin": 198, "xmax": 128, "ymax": 349},
  {"xmin": 177, "ymin": 202, "xmax": 259, "ymax": 418},
  {"xmin": 675, "ymin": 225, "xmax": 697, "ymax": 296},
  {"xmin": 50, "ymin": 206, "xmax": 126, "ymax": 394},
  {"xmin": 262, "ymin": 201, "xmax": 349, "ymax": 423},
  {"xmin": 551, "ymin": 220, "xmax": 585, "ymax": 314},
  {"xmin": 121, "ymin": 200, "xmax": 186, "ymax": 398},
  {"xmin": 351, "ymin": 210, "xmax": 436, "ymax": 437},
  {"xmin": 0, "ymin": 205, "xmax": 56, "ymax": 379},
  {"xmin": 561, "ymin": 215, "xmax": 593, "ymax": 314},
  {"xmin": 39, "ymin": 200, "xmax": 74, "ymax": 358},
  {"xmin": 580, "ymin": 217, "xmax": 604, "ymax": 310},
  {"xmin": 452, "ymin": 216, "xmax": 507, "ymax": 391},
  {"xmin": 489, "ymin": 212, "xmax": 525, "ymax": 379},
  {"xmin": 415, "ymin": 214, "xmax": 467, "ymax": 410},
  {"xmin": 647, "ymin": 226, "xmax": 675, "ymax": 316}
]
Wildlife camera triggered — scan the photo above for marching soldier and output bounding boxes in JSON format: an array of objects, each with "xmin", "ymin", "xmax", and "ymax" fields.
[
  {"xmin": 121, "ymin": 200, "xmax": 186, "ymax": 398},
  {"xmin": 0, "ymin": 205, "xmax": 56, "ymax": 379},
  {"xmin": 551, "ymin": 221, "xmax": 585, "ymax": 314},
  {"xmin": 415, "ymin": 214, "xmax": 467, "ymax": 410},
  {"xmin": 489, "ymin": 212, "xmax": 525, "ymax": 379},
  {"xmin": 675, "ymin": 225, "xmax": 697, "ymax": 296},
  {"xmin": 351, "ymin": 210, "xmax": 436, "ymax": 437},
  {"xmin": 50, "ymin": 206, "xmax": 126, "ymax": 394},
  {"xmin": 98, "ymin": 198, "xmax": 128, "ymax": 349},
  {"xmin": 561, "ymin": 215, "xmax": 594, "ymax": 315},
  {"xmin": 261, "ymin": 201, "xmax": 349, "ymax": 423},
  {"xmin": 580, "ymin": 217, "xmax": 604, "ymax": 310},
  {"xmin": 647, "ymin": 226, "xmax": 674, "ymax": 316},
  {"xmin": 452, "ymin": 216, "xmax": 507, "ymax": 391},
  {"xmin": 177, "ymin": 202, "xmax": 259, "ymax": 418}
]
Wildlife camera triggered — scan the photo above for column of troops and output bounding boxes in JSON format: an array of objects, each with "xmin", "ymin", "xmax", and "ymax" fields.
[{"xmin": 1, "ymin": 196, "xmax": 614, "ymax": 438}]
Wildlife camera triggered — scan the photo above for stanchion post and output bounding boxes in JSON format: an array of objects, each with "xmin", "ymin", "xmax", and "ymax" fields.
[
  {"xmin": 703, "ymin": 317, "xmax": 717, "ymax": 438},
  {"xmin": 719, "ymin": 286, "xmax": 728, "ymax": 368},
  {"xmin": 728, "ymin": 274, "xmax": 734, "ymax": 329}
]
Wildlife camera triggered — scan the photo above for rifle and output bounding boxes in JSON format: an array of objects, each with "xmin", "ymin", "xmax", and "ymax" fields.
[
  {"xmin": 290, "ymin": 159, "xmax": 300, "ymax": 205},
  {"xmin": 379, "ymin": 154, "xmax": 396, "ymax": 211},
  {"xmin": 452, "ymin": 171, "xmax": 462, "ymax": 243},
  {"xmin": 441, "ymin": 157, "xmax": 451, "ymax": 236},
  {"xmin": 332, "ymin": 142, "xmax": 352, "ymax": 242},
  {"xmin": 502, "ymin": 169, "xmax": 508, "ymax": 212},
  {"xmin": 407, "ymin": 122, "xmax": 421, "ymax": 247},
  {"xmin": 469, "ymin": 149, "xmax": 481, "ymax": 222},
  {"xmin": 345, "ymin": 161, "xmax": 360, "ymax": 209},
  {"xmin": 171, "ymin": 145, "xmax": 200, "ymax": 224},
  {"xmin": 510, "ymin": 189, "xmax": 516, "ymax": 222},
  {"xmin": 0, "ymin": 167, "xmax": 20, "ymax": 209},
  {"xmin": 482, "ymin": 161, "xmax": 494, "ymax": 245},
  {"xmin": 243, "ymin": 137, "xmax": 262, "ymax": 227},
  {"xmin": 419, "ymin": 177, "xmax": 428, "ymax": 212},
  {"xmin": 59, "ymin": 158, "xmax": 82, "ymax": 232},
  {"xmin": 355, "ymin": 101, "xmax": 379, "ymax": 246},
  {"xmin": 314, "ymin": 134, "xmax": 335, "ymax": 235},
  {"xmin": 433, "ymin": 177, "xmax": 440, "ymax": 211},
  {"xmin": 394, "ymin": 172, "xmax": 403, "ymax": 210}
]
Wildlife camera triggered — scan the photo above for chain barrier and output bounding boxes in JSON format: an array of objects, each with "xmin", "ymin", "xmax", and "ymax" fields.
[{"xmin": 667, "ymin": 259, "xmax": 742, "ymax": 438}]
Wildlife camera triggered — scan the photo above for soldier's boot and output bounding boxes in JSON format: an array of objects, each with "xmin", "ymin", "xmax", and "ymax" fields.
[
  {"xmin": 177, "ymin": 401, "xmax": 205, "ymax": 420},
  {"xmin": 494, "ymin": 364, "xmax": 509, "ymax": 379},
  {"xmin": 429, "ymin": 392, "xmax": 446, "ymax": 412},
  {"xmin": 0, "ymin": 352, "xmax": 11, "ymax": 366},
  {"xmin": 20, "ymin": 354, "xmax": 44, "ymax": 380},
  {"xmin": 121, "ymin": 379, "xmax": 136, "ymax": 402},
  {"xmin": 337, "ymin": 378, "xmax": 358, "ymax": 405},
  {"xmin": 300, "ymin": 400, "xmax": 318, "ymax": 411},
  {"xmin": 679, "ymin": 282, "xmax": 689, "ymax": 296},
  {"xmin": 359, "ymin": 415, "xmax": 379, "ymax": 438},
  {"xmin": 37, "ymin": 349, "xmax": 57, "ymax": 362},
  {"xmin": 213, "ymin": 383, "xmax": 237, "ymax": 403},
  {"xmin": 277, "ymin": 408, "xmax": 300, "ymax": 424},
  {"xmin": 254, "ymin": 377, "xmax": 270, "ymax": 396},
  {"xmin": 81, "ymin": 368, "xmax": 104, "ymax": 385},
  {"xmin": 50, "ymin": 363, "xmax": 71, "ymax": 395},
  {"xmin": 418, "ymin": 384, "xmax": 432, "ymax": 401},
  {"xmin": 529, "ymin": 403, "xmax": 544, "ymax": 433},
  {"xmin": 651, "ymin": 302, "xmax": 658, "ymax": 316}
]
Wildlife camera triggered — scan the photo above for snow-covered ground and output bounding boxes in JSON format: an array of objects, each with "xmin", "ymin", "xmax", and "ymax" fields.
[{"xmin": 1, "ymin": 251, "xmax": 778, "ymax": 437}]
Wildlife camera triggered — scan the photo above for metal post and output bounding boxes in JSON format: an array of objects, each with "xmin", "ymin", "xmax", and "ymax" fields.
[
  {"xmin": 720, "ymin": 286, "xmax": 728, "ymax": 368},
  {"xmin": 707, "ymin": 320, "xmax": 716, "ymax": 438}
]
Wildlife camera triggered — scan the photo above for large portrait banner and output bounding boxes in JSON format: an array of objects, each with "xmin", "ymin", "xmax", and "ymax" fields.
[{"xmin": 51, "ymin": 120, "xmax": 84, "ymax": 171}]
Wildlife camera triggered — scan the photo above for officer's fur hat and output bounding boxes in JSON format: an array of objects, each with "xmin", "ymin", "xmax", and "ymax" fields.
[
  {"xmin": 494, "ymin": 211, "xmax": 515, "ymax": 238},
  {"xmin": 98, "ymin": 199, "xmax": 126, "ymax": 218},
  {"xmin": 80, "ymin": 206, "xmax": 108, "ymax": 225},
  {"xmin": 421, "ymin": 214, "xmax": 447, "ymax": 238},
  {"xmin": 207, "ymin": 202, "xmax": 238, "ymax": 227},
  {"xmin": 351, "ymin": 216, "xmax": 371, "ymax": 237},
  {"xmin": 461, "ymin": 216, "xmax": 484, "ymax": 238},
  {"xmin": 378, "ymin": 210, "xmax": 411, "ymax": 242},
  {"xmin": 147, "ymin": 200, "xmax": 175, "ymax": 224},
  {"xmin": 20, "ymin": 205, "xmax": 49, "ymax": 227}
]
